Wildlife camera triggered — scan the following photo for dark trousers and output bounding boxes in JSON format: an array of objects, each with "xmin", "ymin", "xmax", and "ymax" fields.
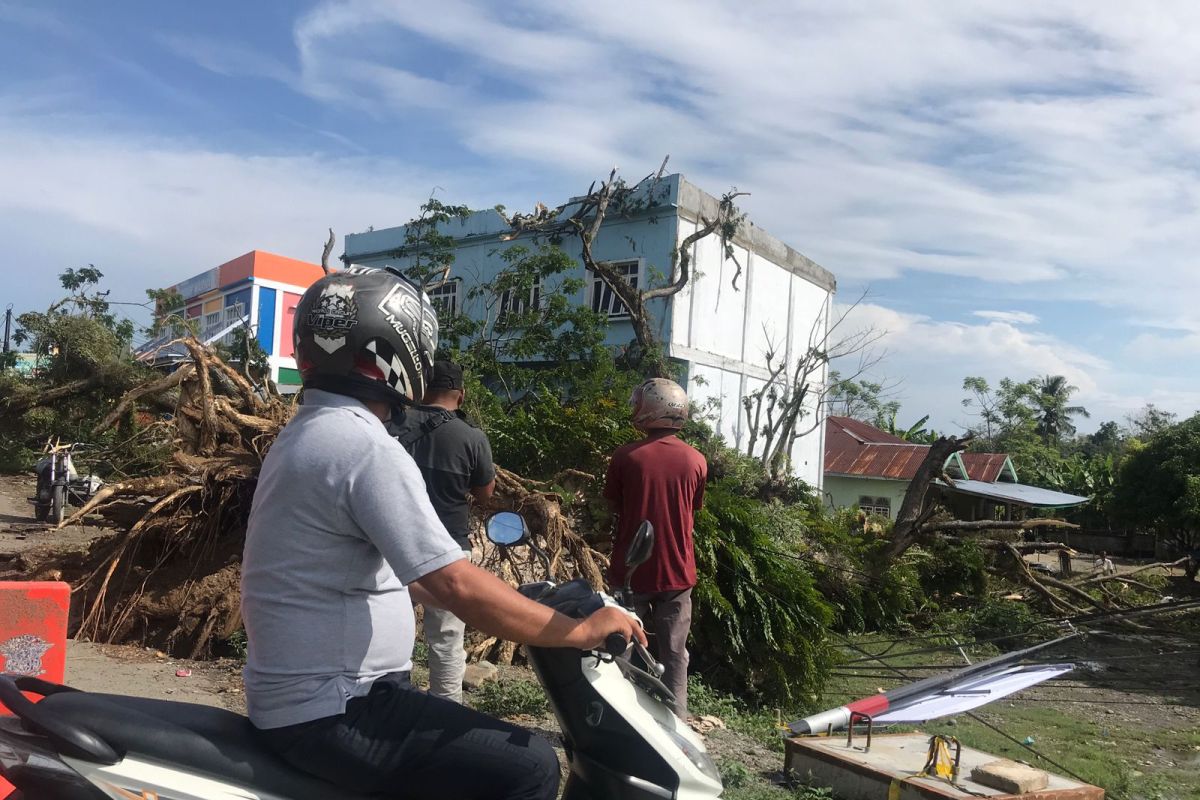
[
  {"xmin": 632, "ymin": 588, "xmax": 693, "ymax": 719},
  {"xmin": 253, "ymin": 673, "xmax": 560, "ymax": 800}
]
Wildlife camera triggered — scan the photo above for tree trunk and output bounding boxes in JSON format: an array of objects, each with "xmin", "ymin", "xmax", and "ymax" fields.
[{"xmin": 881, "ymin": 435, "xmax": 970, "ymax": 562}]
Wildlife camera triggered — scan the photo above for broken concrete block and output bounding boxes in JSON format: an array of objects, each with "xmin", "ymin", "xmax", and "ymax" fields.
[
  {"xmin": 970, "ymin": 759, "xmax": 1049, "ymax": 794},
  {"xmin": 463, "ymin": 660, "xmax": 499, "ymax": 689}
]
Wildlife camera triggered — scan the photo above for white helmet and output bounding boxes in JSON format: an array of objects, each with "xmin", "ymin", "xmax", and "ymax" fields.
[{"xmin": 630, "ymin": 378, "xmax": 688, "ymax": 431}]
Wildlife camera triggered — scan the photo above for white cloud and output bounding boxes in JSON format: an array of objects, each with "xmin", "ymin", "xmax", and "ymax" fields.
[
  {"xmin": 835, "ymin": 303, "xmax": 1114, "ymax": 431},
  {"xmin": 1124, "ymin": 331, "xmax": 1200, "ymax": 362},
  {"xmin": 190, "ymin": 0, "xmax": 1195, "ymax": 331},
  {"xmin": 8, "ymin": 0, "xmax": 1200, "ymax": 426},
  {"xmin": 973, "ymin": 310, "xmax": 1039, "ymax": 325},
  {"xmin": 0, "ymin": 122, "xmax": 503, "ymax": 332}
]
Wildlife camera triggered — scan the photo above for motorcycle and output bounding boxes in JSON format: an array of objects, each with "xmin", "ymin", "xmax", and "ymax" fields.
[
  {"xmin": 0, "ymin": 512, "xmax": 722, "ymax": 799},
  {"xmin": 29, "ymin": 440, "xmax": 103, "ymax": 525}
]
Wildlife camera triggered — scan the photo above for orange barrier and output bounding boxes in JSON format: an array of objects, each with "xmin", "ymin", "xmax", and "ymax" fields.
[{"xmin": 0, "ymin": 581, "xmax": 69, "ymax": 794}]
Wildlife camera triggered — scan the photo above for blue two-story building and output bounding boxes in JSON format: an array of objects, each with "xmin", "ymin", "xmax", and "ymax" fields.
[{"xmin": 343, "ymin": 174, "xmax": 837, "ymax": 487}]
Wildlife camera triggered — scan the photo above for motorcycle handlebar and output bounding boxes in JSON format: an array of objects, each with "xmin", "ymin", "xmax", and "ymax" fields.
[{"xmin": 604, "ymin": 632, "xmax": 628, "ymax": 656}]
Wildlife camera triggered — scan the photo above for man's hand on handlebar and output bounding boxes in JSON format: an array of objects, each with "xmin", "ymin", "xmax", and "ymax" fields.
[{"xmin": 565, "ymin": 606, "xmax": 647, "ymax": 652}]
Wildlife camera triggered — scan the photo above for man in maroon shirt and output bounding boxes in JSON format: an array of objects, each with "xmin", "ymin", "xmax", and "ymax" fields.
[{"xmin": 605, "ymin": 378, "xmax": 708, "ymax": 719}]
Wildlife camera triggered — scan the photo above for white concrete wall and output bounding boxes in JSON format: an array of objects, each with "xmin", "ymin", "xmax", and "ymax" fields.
[{"xmin": 671, "ymin": 218, "xmax": 832, "ymax": 489}]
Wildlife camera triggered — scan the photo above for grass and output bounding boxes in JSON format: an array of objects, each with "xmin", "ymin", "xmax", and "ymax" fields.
[
  {"xmin": 469, "ymin": 678, "xmax": 549, "ymax": 718},
  {"xmin": 688, "ymin": 676, "xmax": 789, "ymax": 750},
  {"xmin": 724, "ymin": 785, "xmax": 836, "ymax": 800},
  {"xmin": 461, "ymin": 628, "xmax": 1199, "ymax": 800},
  {"xmin": 922, "ymin": 709, "xmax": 1200, "ymax": 800}
]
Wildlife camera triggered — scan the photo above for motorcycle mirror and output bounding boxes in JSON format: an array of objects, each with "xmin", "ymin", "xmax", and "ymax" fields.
[
  {"xmin": 485, "ymin": 512, "xmax": 529, "ymax": 547},
  {"xmin": 623, "ymin": 521, "xmax": 655, "ymax": 586}
]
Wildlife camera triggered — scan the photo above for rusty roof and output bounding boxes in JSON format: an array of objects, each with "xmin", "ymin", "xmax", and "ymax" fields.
[
  {"xmin": 825, "ymin": 417, "xmax": 931, "ymax": 480},
  {"xmin": 826, "ymin": 415, "xmax": 908, "ymax": 444},
  {"xmin": 960, "ymin": 453, "xmax": 1014, "ymax": 483}
]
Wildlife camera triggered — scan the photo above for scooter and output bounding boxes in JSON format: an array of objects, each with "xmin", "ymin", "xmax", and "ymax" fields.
[
  {"xmin": 484, "ymin": 511, "xmax": 723, "ymax": 800},
  {"xmin": 0, "ymin": 512, "xmax": 722, "ymax": 799}
]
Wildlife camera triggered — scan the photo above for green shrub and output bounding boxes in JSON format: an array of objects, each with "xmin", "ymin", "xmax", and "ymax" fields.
[
  {"xmin": 913, "ymin": 538, "xmax": 988, "ymax": 601},
  {"xmin": 470, "ymin": 679, "xmax": 549, "ymax": 718},
  {"xmin": 222, "ymin": 629, "xmax": 247, "ymax": 659},
  {"xmin": 968, "ymin": 597, "xmax": 1039, "ymax": 644},
  {"xmin": 692, "ymin": 481, "xmax": 834, "ymax": 707},
  {"xmin": 719, "ymin": 759, "xmax": 753, "ymax": 789}
]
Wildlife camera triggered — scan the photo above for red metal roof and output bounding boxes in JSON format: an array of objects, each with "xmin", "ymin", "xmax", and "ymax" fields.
[
  {"xmin": 826, "ymin": 416, "xmax": 908, "ymax": 444},
  {"xmin": 960, "ymin": 453, "xmax": 1011, "ymax": 483},
  {"xmin": 825, "ymin": 417, "xmax": 931, "ymax": 479},
  {"xmin": 825, "ymin": 417, "xmax": 1018, "ymax": 484}
]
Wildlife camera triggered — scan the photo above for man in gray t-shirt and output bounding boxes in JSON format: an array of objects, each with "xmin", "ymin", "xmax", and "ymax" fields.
[
  {"xmin": 242, "ymin": 267, "xmax": 643, "ymax": 800},
  {"xmin": 389, "ymin": 360, "xmax": 495, "ymax": 702},
  {"xmin": 243, "ymin": 388, "xmax": 465, "ymax": 727}
]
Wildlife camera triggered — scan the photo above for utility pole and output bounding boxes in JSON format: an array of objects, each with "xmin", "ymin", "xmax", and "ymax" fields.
[{"xmin": 2, "ymin": 305, "xmax": 11, "ymax": 353}]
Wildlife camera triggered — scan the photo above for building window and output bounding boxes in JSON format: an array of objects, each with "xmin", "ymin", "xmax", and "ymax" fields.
[
  {"xmin": 220, "ymin": 303, "xmax": 246, "ymax": 346},
  {"xmin": 499, "ymin": 278, "xmax": 542, "ymax": 319},
  {"xmin": 859, "ymin": 496, "xmax": 891, "ymax": 518},
  {"xmin": 427, "ymin": 281, "xmax": 459, "ymax": 316},
  {"xmin": 202, "ymin": 311, "xmax": 222, "ymax": 338},
  {"xmin": 589, "ymin": 260, "xmax": 639, "ymax": 318}
]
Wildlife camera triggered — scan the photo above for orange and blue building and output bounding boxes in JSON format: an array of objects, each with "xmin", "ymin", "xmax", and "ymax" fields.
[{"xmin": 142, "ymin": 250, "xmax": 324, "ymax": 392}]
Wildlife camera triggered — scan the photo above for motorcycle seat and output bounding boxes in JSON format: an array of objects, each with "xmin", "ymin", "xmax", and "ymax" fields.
[{"xmin": 40, "ymin": 691, "xmax": 381, "ymax": 800}]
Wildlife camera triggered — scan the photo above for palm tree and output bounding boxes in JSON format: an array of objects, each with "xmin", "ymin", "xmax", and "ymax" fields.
[{"xmin": 1032, "ymin": 375, "xmax": 1089, "ymax": 443}]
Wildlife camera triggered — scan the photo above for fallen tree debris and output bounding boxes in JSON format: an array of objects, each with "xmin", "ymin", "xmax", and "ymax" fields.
[{"xmin": 15, "ymin": 337, "xmax": 610, "ymax": 660}]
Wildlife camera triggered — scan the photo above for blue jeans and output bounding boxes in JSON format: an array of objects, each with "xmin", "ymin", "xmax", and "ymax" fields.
[{"xmin": 253, "ymin": 673, "xmax": 560, "ymax": 799}]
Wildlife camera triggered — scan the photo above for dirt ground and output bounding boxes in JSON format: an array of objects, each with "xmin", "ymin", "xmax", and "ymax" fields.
[
  {"xmin": 0, "ymin": 472, "xmax": 247, "ymax": 711},
  {"xmin": 0, "ymin": 473, "xmax": 108, "ymax": 557}
]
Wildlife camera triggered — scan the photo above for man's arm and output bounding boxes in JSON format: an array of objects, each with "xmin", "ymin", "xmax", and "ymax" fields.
[
  {"xmin": 469, "ymin": 432, "xmax": 497, "ymax": 506},
  {"xmin": 470, "ymin": 479, "xmax": 495, "ymax": 505},
  {"xmin": 409, "ymin": 581, "xmax": 442, "ymax": 608},
  {"xmin": 414, "ymin": 559, "xmax": 646, "ymax": 650}
]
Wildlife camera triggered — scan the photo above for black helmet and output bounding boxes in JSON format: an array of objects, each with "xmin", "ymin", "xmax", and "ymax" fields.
[{"xmin": 294, "ymin": 267, "xmax": 438, "ymax": 405}]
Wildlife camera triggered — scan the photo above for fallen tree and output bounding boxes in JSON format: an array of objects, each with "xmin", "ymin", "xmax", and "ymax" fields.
[{"xmin": 7, "ymin": 337, "xmax": 610, "ymax": 659}]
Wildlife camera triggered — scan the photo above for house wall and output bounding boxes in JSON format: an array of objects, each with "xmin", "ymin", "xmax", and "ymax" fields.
[
  {"xmin": 344, "ymin": 210, "xmax": 677, "ymax": 351},
  {"xmin": 670, "ymin": 213, "xmax": 832, "ymax": 489},
  {"xmin": 824, "ymin": 475, "xmax": 909, "ymax": 519},
  {"xmin": 342, "ymin": 175, "xmax": 835, "ymax": 484}
]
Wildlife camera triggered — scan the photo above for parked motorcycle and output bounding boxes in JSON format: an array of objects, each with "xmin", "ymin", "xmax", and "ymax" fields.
[
  {"xmin": 29, "ymin": 440, "xmax": 103, "ymax": 525},
  {"xmin": 0, "ymin": 512, "xmax": 722, "ymax": 799}
]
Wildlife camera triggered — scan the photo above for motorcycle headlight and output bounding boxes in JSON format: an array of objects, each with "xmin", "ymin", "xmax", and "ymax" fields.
[{"xmin": 655, "ymin": 719, "xmax": 721, "ymax": 783}]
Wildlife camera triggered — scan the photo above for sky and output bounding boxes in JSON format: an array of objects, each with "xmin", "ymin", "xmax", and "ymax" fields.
[{"xmin": 3, "ymin": 0, "xmax": 1199, "ymax": 434}]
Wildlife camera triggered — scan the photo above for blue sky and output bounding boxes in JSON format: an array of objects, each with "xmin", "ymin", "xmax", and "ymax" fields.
[{"xmin": 3, "ymin": 0, "xmax": 1200, "ymax": 433}]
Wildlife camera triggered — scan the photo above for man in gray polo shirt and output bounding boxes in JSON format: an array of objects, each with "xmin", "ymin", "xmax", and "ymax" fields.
[
  {"xmin": 390, "ymin": 359, "xmax": 494, "ymax": 703},
  {"xmin": 242, "ymin": 267, "xmax": 643, "ymax": 800}
]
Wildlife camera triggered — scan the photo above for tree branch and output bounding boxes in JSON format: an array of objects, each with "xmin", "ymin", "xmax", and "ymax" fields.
[
  {"xmin": 321, "ymin": 228, "xmax": 335, "ymax": 275},
  {"xmin": 923, "ymin": 518, "xmax": 1078, "ymax": 534}
]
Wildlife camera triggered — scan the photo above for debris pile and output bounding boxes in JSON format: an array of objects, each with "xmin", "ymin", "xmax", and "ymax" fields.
[{"xmin": 10, "ymin": 339, "xmax": 607, "ymax": 661}]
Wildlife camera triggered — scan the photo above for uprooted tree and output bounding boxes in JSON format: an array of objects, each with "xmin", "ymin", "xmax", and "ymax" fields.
[{"xmin": 5, "ymin": 334, "xmax": 610, "ymax": 660}]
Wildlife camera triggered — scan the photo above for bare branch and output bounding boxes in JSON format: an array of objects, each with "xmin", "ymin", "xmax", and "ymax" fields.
[
  {"xmin": 321, "ymin": 228, "xmax": 336, "ymax": 275},
  {"xmin": 924, "ymin": 518, "xmax": 1078, "ymax": 533}
]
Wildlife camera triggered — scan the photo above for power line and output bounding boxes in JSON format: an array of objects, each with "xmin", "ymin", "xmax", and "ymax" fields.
[{"xmin": 839, "ymin": 598, "xmax": 1200, "ymax": 665}]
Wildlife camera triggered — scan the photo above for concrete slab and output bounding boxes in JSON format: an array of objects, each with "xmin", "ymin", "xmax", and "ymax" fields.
[{"xmin": 784, "ymin": 732, "xmax": 1103, "ymax": 800}]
